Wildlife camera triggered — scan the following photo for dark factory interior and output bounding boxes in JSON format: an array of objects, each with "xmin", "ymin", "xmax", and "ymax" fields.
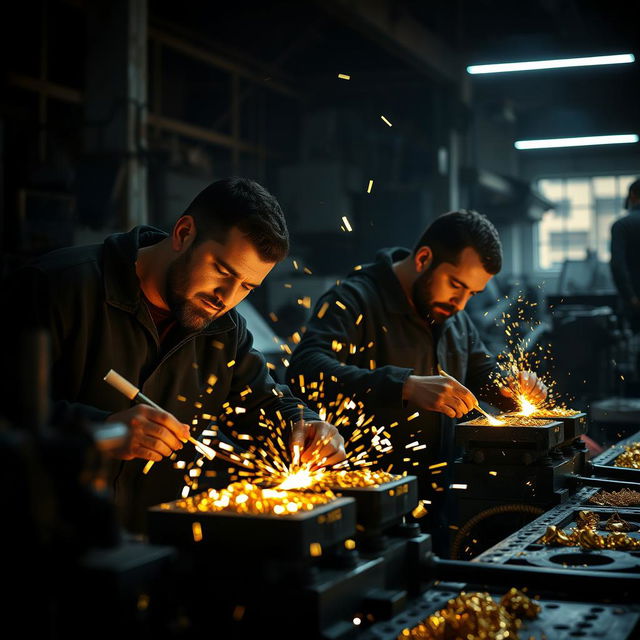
[{"xmin": 2, "ymin": 1, "xmax": 640, "ymax": 638}]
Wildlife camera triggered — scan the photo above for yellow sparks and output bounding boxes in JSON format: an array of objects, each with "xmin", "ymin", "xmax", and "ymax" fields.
[
  {"xmin": 338, "ymin": 73, "xmax": 350, "ymax": 80},
  {"xmin": 227, "ymin": 360, "xmax": 236, "ymax": 368},
  {"xmin": 516, "ymin": 394, "xmax": 539, "ymax": 417},
  {"xmin": 269, "ymin": 312, "xmax": 278, "ymax": 322},
  {"xmin": 192, "ymin": 521, "xmax": 203, "ymax": 542},
  {"xmin": 342, "ymin": 215, "xmax": 353, "ymax": 232},
  {"xmin": 407, "ymin": 411, "xmax": 419, "ymax": 421},
  {"xmin": 143, "ymin": 460, "xmax": 154, "ymax": 474},
  {"xmin": 381, "ymin": 115, "xmax": 392, "ymax": 127},
  {"xmin": 276, "ymin": 467, "xmax": 319, "ymax": 491},
  {"xmin": 317, "ymin": 301, "xmax": 330, "ymax": 318},
  {"xmin": 310, "ymin": 542, "xmax": 322, "ymax": 557},
  {"xmin": 367, "ymin": 179, "xmax": 374, "ymax": 194},
  {"xmin": 335, "ymin": 300, "xmax": 347, "ymax": 310}
]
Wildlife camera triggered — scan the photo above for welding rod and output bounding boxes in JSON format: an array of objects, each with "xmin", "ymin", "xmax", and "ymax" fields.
[
  {"xmin": 437, "ymin": 364, "xmax": 498, "ymax": 422},
  {"xmin": 103, "ymin": 369, "xmax": 238, "ymax": 470}
]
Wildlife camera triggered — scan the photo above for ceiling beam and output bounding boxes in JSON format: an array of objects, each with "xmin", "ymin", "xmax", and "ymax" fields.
[{"xmin": 318, "ymin": 0, "xmax": 463, "ymax": 86}]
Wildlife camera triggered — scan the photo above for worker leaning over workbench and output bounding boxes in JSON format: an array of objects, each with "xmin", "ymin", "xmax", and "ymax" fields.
[
  {"xmin": 0, "ymin": 177, "xmax": 345, "ymax": 534},
  {"xmin": 288, "ymin": 210, "xmax": 547, "ymax": 549}
]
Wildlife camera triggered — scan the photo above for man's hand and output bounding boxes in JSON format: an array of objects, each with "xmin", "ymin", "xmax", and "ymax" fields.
[
  {"xmin": 105, "ymin": 405, "xmax": 191, "ymax": 462},
  {"xmin": 403, "ymin": 374, "xmax": 477, "ymax": 419},
  {"xmin": 500, "ymin": 370, "xmax": 548, "ymax": 405},
  {"xmin": 290, "ymin": 420, "xmax": 346, "ymax": 468}
]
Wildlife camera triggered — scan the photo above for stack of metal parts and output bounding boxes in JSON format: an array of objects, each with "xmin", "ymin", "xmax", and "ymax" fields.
[{"xmin": 449, "ymin": 412, "xmax": 589, "ymax": 559}]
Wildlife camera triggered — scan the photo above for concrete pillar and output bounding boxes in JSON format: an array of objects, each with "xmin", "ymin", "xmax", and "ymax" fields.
[{"xmin": 84, "ymin": 0, "xmax": 147, "ymax": 228}]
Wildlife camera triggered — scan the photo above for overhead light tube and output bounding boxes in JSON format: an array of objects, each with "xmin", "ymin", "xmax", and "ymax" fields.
[
  {"xmin": 514, "ymin": 134, "xmax": 639, "ymax": 150},
  {"xmin": 467, "ymin": 53, "xmax": 634, "ymax": 75}
]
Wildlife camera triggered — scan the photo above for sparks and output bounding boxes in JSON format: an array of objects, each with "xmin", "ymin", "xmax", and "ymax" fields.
[
  {"xmin": 276, "ymin": 466, "xmax": 321, "ymax": 490},
  {"xmin": 516, "ymin": 394, "xmax": 539, "ymax": 416}
]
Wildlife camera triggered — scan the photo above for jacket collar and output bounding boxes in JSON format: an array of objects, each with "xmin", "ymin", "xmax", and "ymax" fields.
[
  {"xmin": 102, "ymin": 225, "xmax": 235, "ymax": 334},
  {"xmin": 367, "ymin": 247, "xmax": 414, "ymax": 314},
  {"xmin": 103, "ymin": 225, "xmax": 165, "ymax": 313},
  {"xmin": 364, "ymin": 246, "xmax": 454, "ymax": 329}
]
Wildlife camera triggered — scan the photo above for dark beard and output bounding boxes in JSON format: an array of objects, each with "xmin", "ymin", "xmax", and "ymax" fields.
[
  {"xmin": 165, "ymin": 248, "xmax": 224, "ymax": 331},
  {"xmin": 411, "ymin": 267, "xmax": 456, "ymax": 325}
]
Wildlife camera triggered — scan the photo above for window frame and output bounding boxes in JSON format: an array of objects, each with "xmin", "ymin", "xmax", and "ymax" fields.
[{"xmin": 533, "ymin": 172, "xmax": 637, "ymax": 274}]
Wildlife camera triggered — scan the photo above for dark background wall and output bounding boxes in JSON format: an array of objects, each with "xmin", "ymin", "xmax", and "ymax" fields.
[{"xmin": 1, "ymin": 0, "xmax": 639, "ymax": 407}]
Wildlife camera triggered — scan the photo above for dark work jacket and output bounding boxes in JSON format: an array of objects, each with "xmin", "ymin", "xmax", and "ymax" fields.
[
  {"xmin": 610, "ymin": 207, "xmax": 640, "ymax": 311},
  {"xmin": 288, "ymin": 247, "xmax": 512, "ymax": 488},
  {"xmin": 1, "ymin": 226, "xmax": 318, "ymax": 533}
]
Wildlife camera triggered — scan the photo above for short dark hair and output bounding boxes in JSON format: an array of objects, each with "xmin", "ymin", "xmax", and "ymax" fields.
[
  {"xmin": 413, "ymin": 209, "xmax": 502, "ymax": 274},
  {"xmin": 183, "ymin": 177, "xmax": 289, "ymax": 262},
  {"xmin": 625, "ymin": 178, "xmax": 640, "ymax": 209}
]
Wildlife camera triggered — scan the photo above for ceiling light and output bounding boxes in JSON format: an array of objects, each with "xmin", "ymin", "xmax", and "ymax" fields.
[
  {"xmin": 514, "ymin": 134, "xmax": 639, "ymax": 150},
  {"xmin": 467, "ymin": 53, "xmax": 634, "ymax": 75}
]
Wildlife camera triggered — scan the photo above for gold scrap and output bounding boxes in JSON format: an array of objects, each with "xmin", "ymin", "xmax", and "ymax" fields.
[
  {"xmin": 605, "ymin": 512, "xmax": 635, "ymax": 532},
  {"xmin": 589, "ymin": 488, "xmax": 640, "ymax": 507},
  {"xmin": 614, "ymin": 442, "xmax": 640, "ymax": 469},
  {"xmin": 397, "ymin": 588, "xmax": 539, "ymax": 640},
  {"xmin": 464, "ymin": 416, "xmax": 554, "ymax": 427},
  {"xmin": 163, "ymin": 480, "xmax": 337, "ymax": 517},
  {"xmin": 538, "ymin": 509, "xmax": 640, "ymax": 550}
]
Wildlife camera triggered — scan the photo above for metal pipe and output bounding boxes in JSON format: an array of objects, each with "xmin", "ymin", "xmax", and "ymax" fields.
[
  {"xmin": 425, "ymin": 556, "xmax": 639, "ymax": 600},
  {"xmin": 591, "ymin": 464, "xmax": 640, "ymax": 482},
  {"xmin": 567, "ymin": 474, "xmax": 640, "ymax": 489}
]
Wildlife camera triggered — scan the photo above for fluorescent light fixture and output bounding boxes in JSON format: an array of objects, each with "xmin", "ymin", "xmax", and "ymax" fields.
[
  {"xmin": 515, "ymin": 134, "xmax": 639, "ymax": 150},
  {"xmin": 467, "ymin": 53, "xmax": 634, "ymax": 75}
]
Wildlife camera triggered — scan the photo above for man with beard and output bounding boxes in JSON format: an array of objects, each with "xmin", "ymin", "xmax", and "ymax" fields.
[
  {"xmin": 288, "ymin": 210, "xmax": 546, "ymax": 548},
  {"xmin": 1, "ymin": 177, "xmax": 345, "ymax": 534}
]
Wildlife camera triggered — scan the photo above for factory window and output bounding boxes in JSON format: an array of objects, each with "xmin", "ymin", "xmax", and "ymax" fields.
[{"xmin": 535, "ymin": 175, "xmax": 637, "ymax": 270}]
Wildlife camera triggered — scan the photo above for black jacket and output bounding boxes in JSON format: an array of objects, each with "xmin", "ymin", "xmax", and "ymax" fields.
[
  {"xmin": 611, "ymin": 207, "xmax": 640, "ymax": 306},
  {"xmin": 2, "ymin": 226, "xmax": 317, "ymax": 532},
  {"xmin": 288, "ymin": 247, "xmax": 511, "ymax": 476}
]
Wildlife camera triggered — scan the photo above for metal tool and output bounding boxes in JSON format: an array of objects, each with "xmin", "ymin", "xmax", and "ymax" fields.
[{"xmin": 103, "ymin": 369, "xmax": 235, "ymax": 472}]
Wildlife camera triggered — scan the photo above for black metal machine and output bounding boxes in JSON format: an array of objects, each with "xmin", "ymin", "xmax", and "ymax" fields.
[
  {"xmin": 6, "ymin": 329, "xmax": 640, "ymax": 639},
  {"xmin": 449, "ymin": 413, "xmax": 590, "ymax": 559}
]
